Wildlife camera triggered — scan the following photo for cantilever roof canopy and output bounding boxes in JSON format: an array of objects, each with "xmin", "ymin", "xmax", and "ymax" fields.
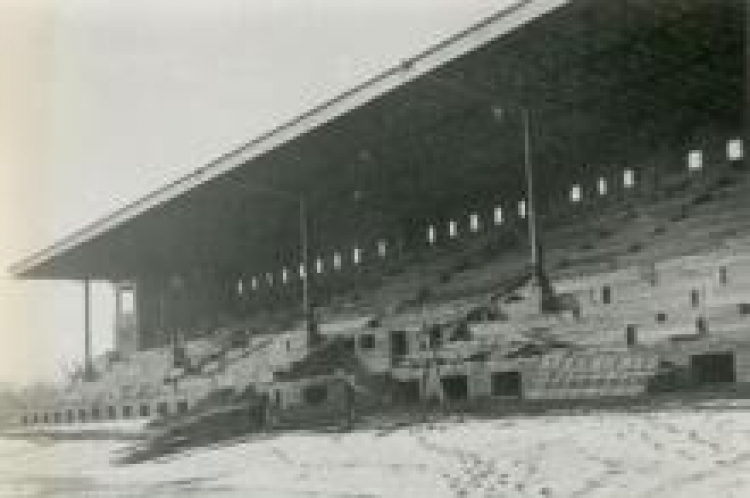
[{"xmin": 11, "ymin": 0, "xmax": 745, "ymax": 281}]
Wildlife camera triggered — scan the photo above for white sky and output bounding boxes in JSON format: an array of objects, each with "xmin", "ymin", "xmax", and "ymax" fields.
[{"xmin": 0, "ymin": 0, "xmax": 509, "ymax": 386}]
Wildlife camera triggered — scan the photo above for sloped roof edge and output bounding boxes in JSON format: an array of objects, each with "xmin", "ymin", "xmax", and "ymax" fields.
[{"xmin": 10, "ymin": 0, "xmax": 567, "ymax": 279}]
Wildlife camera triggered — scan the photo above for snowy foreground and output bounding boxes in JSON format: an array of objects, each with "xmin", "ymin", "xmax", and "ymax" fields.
[{"xmin": 2, "ymin": 401, "xmax": 750, "ymax": 497}]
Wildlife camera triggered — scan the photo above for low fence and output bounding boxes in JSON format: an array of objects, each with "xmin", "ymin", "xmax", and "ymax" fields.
[{"xmin": 15, "ymin": 395, "xmax": 192, "ymax": 427}]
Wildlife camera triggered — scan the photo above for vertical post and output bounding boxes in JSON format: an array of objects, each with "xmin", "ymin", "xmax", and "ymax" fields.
[
  {"xmin": 299, "ymin": 196, "xmax": 313, "ymax": 344},
  {"xmin": 522, "ymin": 106, "xmax": 538, "ymax": 274},
  {"xmin": 114, "ymin": 285, "xmax": 122, "ymax": 353},
  {"xmin": 83, "ymin": 279, "xmax": 93, "ymax": 381}
]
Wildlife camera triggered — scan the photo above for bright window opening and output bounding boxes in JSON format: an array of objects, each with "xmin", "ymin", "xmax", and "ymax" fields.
[
  {"xmin": 494, "ymin": 207, "xmax": 503, "ymax": 225},
  {"xmin": 121, "ymin": 289, "xmax": 135, "ymax": 315},
  {"xmin": 448, "ymin": 220, "xmax": 458, "ymax": 239},
  {"xmin": 688, "ymin": 150, "xmax": 703, "ymax": 171},
  {"xmin": 598, "ymin": 177, "xmax": 607, "ymax": 196},
  {"xmin": 570, "ymin": 184, "xmax": 582, "ymax": 203},
  {"xmin": 333, "ymin": 252, "xmax": 342, "ymax": 270},
  {"xmin": 353, "ymin": 247, "xmax": 362, "ymax": 265},
  {"xmin": 299, "ymin": 264, "xmax": 307, "ymax": 279},
  {"xmin": 427, "ymin": 225, "xmax": 436, "ymax": 245},
  {"xmin": 470, "ymin": 213, "xmax": 480, "ymax": 232},
  {"xmin": 236, "ymin": 279, "xmax": 244, "ymax": 295},
  {"xmin": 518, "ymin": 200, "xmax": 527, "ymax": 219},
  {"xmin": 266, "ymin": 273, "xmax": 274, "ymax": 286},
  {"xmin": 377, "ymin": 240, "xmax": 387, "ymax": 258},
  {"xmin": 316, "ymin": 258, "xmax": 324, "ymax": 274},
  {"xmin": 728, "ymin": 138, "xmax": 743, "ymax": 161},
  {"xmin": 281, "ymin": 268, "xmax": 289, "ymax": 283},
  {"xmin": 623, "ymin": 169, "xmax": 635, "ymax": 189}
]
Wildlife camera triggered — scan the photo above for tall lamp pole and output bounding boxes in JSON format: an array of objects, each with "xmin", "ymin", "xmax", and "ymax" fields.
[
  {"xmin": 404, "ymin": 64, "xmax": 542, "ymax": 280},
  {"xmin": 298, "ymin": 195, "xmax": 312, "ymax": 333},
  {"xmin": 493, "ymin": 104, "xmax": 539, "ymax": 278},
  {"xmin": 521, "ymin": 106, "xmax": 538, "ymax": 273}
]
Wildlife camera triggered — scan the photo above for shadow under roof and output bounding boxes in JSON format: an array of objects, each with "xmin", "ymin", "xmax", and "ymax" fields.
[{"xmin": 11, "ymin": 0, "xmax": 746, "ymax": 280}]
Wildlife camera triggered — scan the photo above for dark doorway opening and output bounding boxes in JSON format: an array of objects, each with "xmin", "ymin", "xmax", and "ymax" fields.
[
  {"xmin": 691, "ymin": 352, "xmax": 735, "ymax": 384},
  {"xmin": 428, "ymin": 326, "xmax": 442, "ymax": 348},
  {"xmin": 393, "ymin": 379, "xmax": 420, "ymax": 404},
  {"xmin": 491, "ymin": 371, "xmax": 522, "ymax": 397},
  {"xmin": 441, "ymin": 374, "xmax": 469, "ymax": 401},
  {"xmin": 390, "ymin": 331, "xmax": 408, "ymax": 359}
]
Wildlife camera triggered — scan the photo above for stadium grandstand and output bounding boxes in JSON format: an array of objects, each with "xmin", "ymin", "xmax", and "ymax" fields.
[{"xmin": 8, "ymin": 0, "xmax": 748, "ymax": 428}]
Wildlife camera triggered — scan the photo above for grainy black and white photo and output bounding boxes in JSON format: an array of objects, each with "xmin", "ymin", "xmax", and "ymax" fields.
[{"xmin": 0, "ymin": 0, "xmax": 748, "ymax": 496}]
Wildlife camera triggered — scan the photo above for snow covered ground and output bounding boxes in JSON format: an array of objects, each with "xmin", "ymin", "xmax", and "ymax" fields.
[{"xmin": 2, "ymin": 400, "xmax": 750, "ymax": 497}]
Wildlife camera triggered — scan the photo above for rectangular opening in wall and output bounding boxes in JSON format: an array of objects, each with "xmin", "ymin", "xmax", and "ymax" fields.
[
  {"xmin": 690, "ymin": 289, "xmax": 700, "ymax": 308},
  {"xmin": 494, "ymin": 207, "xmax": 503, "ymax": 225},
  {"xmin": 377, "ymin": 240, "xmax": 387, "ymax": 258},
  {"xmin": 393, "ymin": 379, "xmax": 420, "ymax": 404},
  {"xmin": 390, "ymin": 330, "xmax": 408, "ymax": 358},
  {"xmin": 303, "ymin": 383, "xmax": 328, "ymax": 406},
  {"xmin": 570, "ymin": 184, "xmax": 582, "ymax": 203},
  {"xmin": 727, "ymin": 138, "xmax": 744, "ymax": 161},
  {"xmin": 441, "ymin": 374, "xmax": 469, "ymax": 401},
  {"xmin": 688, "ymin": 150, "xmax": 703, "ymax": 171},
  {"xmin": 427, "ymin": 226, "xmax": 436, "ymax": 245},
  {"xmin": 359, "ymin": 334, "xmax": 375, "ymax": 350},
  {"xmin": 598, "ymin": 177, "xmax": 607, "ymax": 196},
  {"xmin": 626, "ymin": 325, "xmax": 638, "ymax": 347},
  {"xmin": 177, "ymin": 400, "xmax": 189, "ymax": 414},
  {"xmin": 491, "ymin": 371, "xmax": 522, "ymax": 397},
  {"xmin": 518, "ymin": 200, "xmax": 527, "ymax": 218},
  {"xmin": 121, "ymin": 288, "xmax": 135, "ymax": 315},
  {"xmin": 623, "ymin": 169, "xmax": 635, "ymax": 189},
  {"xmin": 428, "ymin": 327, "xmax": 442, "ymax": 348},
  {"xmin": 448, "ymin": 220, "xmax": 458, "ymax": 239},
  {"xmin": 691, "ymin": 352, "xmax": 735, "ymax": 384},
  {"xmin": 470, "ymin": 213, "xmax": 480, "ymax": 232}
]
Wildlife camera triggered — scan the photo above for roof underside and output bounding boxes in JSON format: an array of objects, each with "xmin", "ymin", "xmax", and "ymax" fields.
[{"xmin": 13, "ymin": 0, "xmax": 746, "ymax": 280}]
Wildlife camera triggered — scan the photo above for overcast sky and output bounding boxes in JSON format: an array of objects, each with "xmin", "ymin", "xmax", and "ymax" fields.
[{"xmin": 0, "ymin": 0, "xmax": 510, "ymax": 386}]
